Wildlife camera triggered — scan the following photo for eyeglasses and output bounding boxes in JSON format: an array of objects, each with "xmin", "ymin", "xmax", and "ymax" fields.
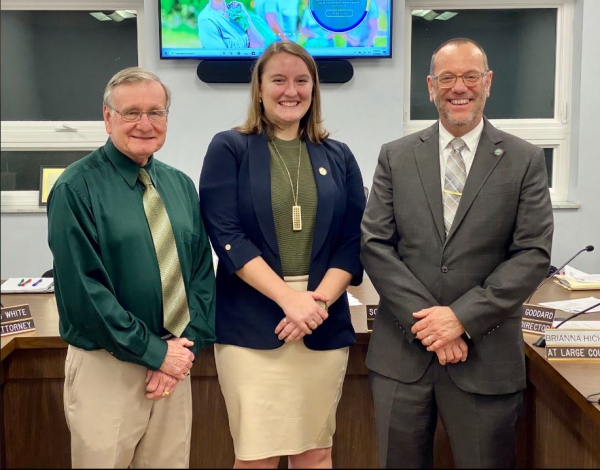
[
  {"xmin": 431, "ymin": 72, "xmax": 487, "ymax": 89},
  {"xmin": 109, "ymin": 107, "xmax": 169, "ymax": 122}
]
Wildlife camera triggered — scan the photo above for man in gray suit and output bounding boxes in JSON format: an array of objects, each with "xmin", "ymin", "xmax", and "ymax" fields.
[{"xmin": 361, "ymin": 38, "xmax": 553, "ymax": 468}]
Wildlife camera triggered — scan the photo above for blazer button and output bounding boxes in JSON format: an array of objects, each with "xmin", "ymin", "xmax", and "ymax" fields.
[
  {"xmin": 441, "ymin": 265, "xmax": 449, "ymax": 273},
  {"xmin": 225, "ymin": 244, "xmax": 231, "ymax": 251}
]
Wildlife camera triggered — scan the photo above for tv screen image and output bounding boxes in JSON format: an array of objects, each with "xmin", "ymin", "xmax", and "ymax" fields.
[{"xmin": 159, "ymin": 0, "xmax": 392, "ymax": 60}]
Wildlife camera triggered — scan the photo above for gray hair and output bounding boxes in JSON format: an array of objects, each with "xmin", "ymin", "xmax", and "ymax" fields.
[{"xmin": 103, "ymin": 67, "xmax": 171, "ymax": 109}]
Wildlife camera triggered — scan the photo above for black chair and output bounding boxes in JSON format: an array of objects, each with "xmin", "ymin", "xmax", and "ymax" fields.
[{"xmin": 41, "ymin": 269, "xmax": 53, "ymax": 278}]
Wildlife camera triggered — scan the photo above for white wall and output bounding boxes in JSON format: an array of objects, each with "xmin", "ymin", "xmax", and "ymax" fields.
[
  {"xmin": 550, "ymin": 0, "xmax": 600, "ymax": 273},
  {"xmin": 1, "ymin": 0, "xmax": 598, "ymax": 278}
]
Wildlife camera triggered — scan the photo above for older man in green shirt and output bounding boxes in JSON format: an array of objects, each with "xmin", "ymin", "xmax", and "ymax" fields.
[{"xmin": 47, "ymin": 67, "xmax": 216, "ymax": 468}]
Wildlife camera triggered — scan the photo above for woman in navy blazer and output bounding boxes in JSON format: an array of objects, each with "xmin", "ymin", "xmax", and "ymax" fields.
[{"xmin": 199, "ymin": 41, "xmax": 366, "ymax": 468}]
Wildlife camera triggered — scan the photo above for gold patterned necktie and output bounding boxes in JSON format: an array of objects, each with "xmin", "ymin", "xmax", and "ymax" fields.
[
  {"xmin": 443, "ymin": 138, "xmax": 467, "ymax": 236},
  {"xmin": 138, "ymin": 168, "xmax": 190, "ymax": 337}
]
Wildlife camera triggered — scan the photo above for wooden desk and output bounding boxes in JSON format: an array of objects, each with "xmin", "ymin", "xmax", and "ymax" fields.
[
  {"xmin": 0, "ymin": 291, "xmax": 375, "ymax": 469},
  {"xmin": 1, "ymin": 280, "xmax": 599, "ymax": 468},
  {"xmin": 521, "ymin": 286, "xmax": 600, "ymax": 468}
]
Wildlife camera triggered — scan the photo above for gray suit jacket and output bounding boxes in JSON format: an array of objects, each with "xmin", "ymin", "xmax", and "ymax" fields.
[{"xmin": 361, "ymin": 119, "xmax": 553, "ymax": 395}]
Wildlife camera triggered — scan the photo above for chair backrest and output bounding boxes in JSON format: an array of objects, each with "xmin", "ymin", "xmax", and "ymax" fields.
[{"xmin": 41, "ymin": 269, "xmax": 54, "ymax": 278}]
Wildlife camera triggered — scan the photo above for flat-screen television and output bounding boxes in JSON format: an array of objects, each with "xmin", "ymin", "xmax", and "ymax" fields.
[{"xmin": 159, "ymin": 0, "xmax": 392, "ymax": 60}]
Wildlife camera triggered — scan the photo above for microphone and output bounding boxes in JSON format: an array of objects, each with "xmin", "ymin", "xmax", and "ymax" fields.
[
  {"xmin": 533, "ymin": 301, "xmax": 600, "ymax": 347},
  {"xmin": 524, "ymin": 245, "xmax": 594, "ymax": 303}
]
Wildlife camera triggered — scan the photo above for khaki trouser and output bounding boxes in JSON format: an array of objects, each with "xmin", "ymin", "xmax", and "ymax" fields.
[{"xmin": 64, "ymin": 345, "xmax": 192, "ymax": 468}]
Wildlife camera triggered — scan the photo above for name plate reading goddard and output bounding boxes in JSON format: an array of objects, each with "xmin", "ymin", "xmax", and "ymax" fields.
[
  {"xmin": 521, "ymin": 304, "xmax": 556, "ymax": 335},
  {"xmin": 1, "ymin": 304, "xmax": 36, "ymax": 336},
  {"xmin": 545, "ymin": 328, "xmax": 600, "ymax": 361}
]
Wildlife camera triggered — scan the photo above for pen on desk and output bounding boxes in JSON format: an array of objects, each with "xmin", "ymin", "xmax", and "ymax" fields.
[
  {"xmin": 32, "ymin": 278, "xmax": 43, "ymax": 287},
  {"xmin": 18, "ymin": 278, "xmax": 25, "ymax": 286},
  {"xmin": 21, "ymin": 278, "xmax": 32, "ymax": 287}
]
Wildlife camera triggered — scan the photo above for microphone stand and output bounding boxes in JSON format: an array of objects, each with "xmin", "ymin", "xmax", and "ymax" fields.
[
  {"xmin": 533, "ymin": 301, "xmax": 600, "ymax": 347},
  {"xmin": 524, "ymin": 245, "xmax": 594, "ymax": 304}
]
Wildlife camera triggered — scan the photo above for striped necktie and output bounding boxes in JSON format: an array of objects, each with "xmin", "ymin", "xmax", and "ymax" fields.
[
  {"xmin": 138, "ymin": 168, "xmax": 190, "ymax": 337},
  {"xmin": 443, "ymin": 138, "xmax": 467, "ymax": 236}
]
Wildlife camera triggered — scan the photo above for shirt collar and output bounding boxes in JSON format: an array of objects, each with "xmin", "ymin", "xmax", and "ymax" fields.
[
  {"xmin": 104, "ymin": 138, "xmax": 155, "ymax": 189},
  {"xmin": 439, "ymin": 119, "xmax": 484, "ymax": 153}
]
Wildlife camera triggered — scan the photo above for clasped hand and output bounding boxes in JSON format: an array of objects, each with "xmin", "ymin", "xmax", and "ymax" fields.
[
  {"xmin": 146, "ymin": 337, "xmax": 194, "ymax": 400},
  {"xmin": 274, "ymin": 290, "xmax": 329, "ymax": 342},
  {"xmin": 411, "ymin": 306, "xmax": 468, "ymax": 365}
]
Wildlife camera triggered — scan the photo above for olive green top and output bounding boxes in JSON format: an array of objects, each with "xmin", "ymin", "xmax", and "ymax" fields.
[{"xmin": 269, "ymin": 137, "xmax": 317, "ymax": 276}]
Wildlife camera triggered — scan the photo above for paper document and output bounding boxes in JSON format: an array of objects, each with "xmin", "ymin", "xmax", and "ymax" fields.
[
  {"xmin": 564, "ymin": 266, "xmax": 600, "ymax": 282},
  {"xmin": 346, "ymin": 292, "xmax": 362, "ymax": 306},
  {"xmin": 539, "ymin": 296, "xmax": 600, "ymax": 313},
  {"xmin": 554, "ymin": 266, "xmax": 600, "ymax": 290},
  {"xmin": 1, "ymin": 277, "xmax": 54, "ymax": 294}
]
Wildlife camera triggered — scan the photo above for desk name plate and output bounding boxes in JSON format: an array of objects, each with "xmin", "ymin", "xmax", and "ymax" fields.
[
  {"xmin": 366, "ymin": 305, "xmax": 378, "ymax": 331},
  {"xmin": 545, "ymin": 328, "xmax": 600, "ymax": 361},
  {"xmin": 521, "ymin": 303, "xmax": 556, "ymax": 335},
  {"xmin": 1, "ymin": 304, "xmax": 36, "ymax": 336}
]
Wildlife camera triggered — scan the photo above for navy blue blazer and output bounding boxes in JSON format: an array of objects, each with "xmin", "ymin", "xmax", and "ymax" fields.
[{"xmin": 199, "ymin": 130, "xmax": 366, "ymax": 350}]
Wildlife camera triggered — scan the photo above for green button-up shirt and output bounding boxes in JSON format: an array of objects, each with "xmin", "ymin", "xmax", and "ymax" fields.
[{"xmin": 47, "ymin": 139, "xmax": 216, "ymax": 370}]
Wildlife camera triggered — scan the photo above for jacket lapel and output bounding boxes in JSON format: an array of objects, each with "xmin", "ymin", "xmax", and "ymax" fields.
[
  {"xmin": 447, "ymin": 119, "xmax": 505, "ymax": 241},
  {"xmin": 248, "ymin": 133, "xmax": 280, "ymax": 256},
  {"xmin": 307, "ymin": 139, "xmax": 334, "ymax": 260},
  {"xmin": 414, "ymin": 122, "xmax": 445, "ymax": 244}
]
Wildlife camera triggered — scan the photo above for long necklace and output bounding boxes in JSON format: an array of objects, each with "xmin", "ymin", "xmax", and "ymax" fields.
[{"xmin": 271, "ymin": 140, "xmax": 303, "ymax": 231}]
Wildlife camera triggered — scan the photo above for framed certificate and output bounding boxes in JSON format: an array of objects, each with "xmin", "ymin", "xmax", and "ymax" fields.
[{"xmin": 39, "ymin": 166, "xmax": 66, "ymax": 206}]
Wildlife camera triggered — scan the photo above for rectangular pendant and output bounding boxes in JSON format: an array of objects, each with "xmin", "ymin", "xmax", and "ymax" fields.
[{"xmin": 292, "ymin": 205, "xmax": 302, "ymax": 231}]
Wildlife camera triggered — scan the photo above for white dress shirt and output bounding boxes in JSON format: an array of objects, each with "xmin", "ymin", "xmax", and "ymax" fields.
[{"xmin": 438, "ymin": 119, "xmax": 484, "ymax": 192}]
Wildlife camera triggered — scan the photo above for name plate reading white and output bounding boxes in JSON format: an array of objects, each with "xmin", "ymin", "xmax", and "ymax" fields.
[
  {"xmin": 521, "ymin": 303, "xmax": 556, "ymax": 335},
  {"xmin": 1, "ymin": 304, "xmax": 36, "ymax": 336},
  {"xmin": 545, "ymin": 328, "xmax": 600, "ymax": 361}
]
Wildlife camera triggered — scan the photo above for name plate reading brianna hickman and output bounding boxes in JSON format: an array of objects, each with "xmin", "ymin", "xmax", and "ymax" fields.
[
  {"xmin": 1, "ymin": 304, "xmax": 36, "ymax": 337},
  {"xmin": 366, "ymin": 305, "xmax": 378, "ymax": 331},
  {"xmin": 521, "ymin": 303, "xmax": 556, "ymax": 335},
  {"xmin": 545, "ymin": 328, "xmax": 600, "ymax": 361}
]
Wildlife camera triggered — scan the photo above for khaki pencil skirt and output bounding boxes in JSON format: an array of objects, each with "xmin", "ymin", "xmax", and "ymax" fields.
[{"xmin": 214, "ymin": 275, "xmax": 349, "ymax": 461}]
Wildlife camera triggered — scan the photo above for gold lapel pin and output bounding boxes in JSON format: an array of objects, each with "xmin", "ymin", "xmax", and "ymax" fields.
[{"xmin": 319, "ymin": 167, "xmax": 327, "ymax": 176}]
